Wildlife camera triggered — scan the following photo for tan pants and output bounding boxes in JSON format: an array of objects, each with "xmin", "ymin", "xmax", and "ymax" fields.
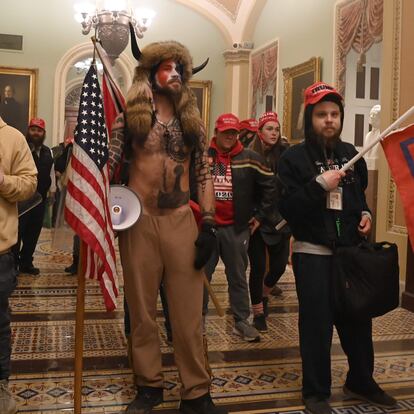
[{"xmin": 119, "ymin": 207, "xmax": 210, "ymax": 399}]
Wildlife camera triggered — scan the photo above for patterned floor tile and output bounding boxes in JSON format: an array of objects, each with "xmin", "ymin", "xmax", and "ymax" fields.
[
  {"xmin": 10, "ymin": 351, "xmax": 414, "ymax": 412},
  {"xmin": 10, "ymin": 306, "xmax": 414, "ymax": 361},
  {"xmin": 8, "ymin": 229, "xmax": 414, "ymax": 413}
]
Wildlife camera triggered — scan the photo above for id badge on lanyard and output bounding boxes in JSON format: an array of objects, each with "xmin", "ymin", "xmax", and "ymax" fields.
[{"xmin": 326, "ymin": 187, "xmax": 343, "ymax": 210}]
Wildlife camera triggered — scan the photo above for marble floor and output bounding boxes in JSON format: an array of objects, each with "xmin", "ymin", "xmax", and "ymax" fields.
[{"xmin": 9, "ymin": 229, "xmax": 414, "ymax": 413}]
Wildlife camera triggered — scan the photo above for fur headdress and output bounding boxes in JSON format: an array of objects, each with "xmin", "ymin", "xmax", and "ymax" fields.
[{"xmin": 126, "ymin": 39, "xmax": 207, "ymax": 148}]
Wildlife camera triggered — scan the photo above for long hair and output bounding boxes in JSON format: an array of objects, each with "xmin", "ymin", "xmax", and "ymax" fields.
[
  {"xmin": 125, "ymin": 41, "xmax": 202, "ymax": 155},
  {"xmin": 249, "ymin": 124, "xmax": 288, "ymax": 172}
]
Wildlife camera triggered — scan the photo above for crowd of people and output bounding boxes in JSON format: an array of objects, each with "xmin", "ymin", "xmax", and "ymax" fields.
[{"xmin": 0, "ymin": 40, "xmax": 397, "ymax": 414}]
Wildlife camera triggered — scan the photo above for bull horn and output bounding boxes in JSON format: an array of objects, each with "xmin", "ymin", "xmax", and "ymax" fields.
[
  {"xmin": 129, "ymin": 23, "xmax": 142, "ymax": 61},
  {"xmin": 192, "ymin": 58, "xmax": 209, "ymax": 75}
]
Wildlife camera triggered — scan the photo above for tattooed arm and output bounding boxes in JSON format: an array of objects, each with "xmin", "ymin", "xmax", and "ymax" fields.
[
  {"xmin": 194, "ymin": 126, "xmax": 215, "ymax": 225},
  {"xmin": 108, "ymin": 113, "xmax": 125, "ymax": 182}
]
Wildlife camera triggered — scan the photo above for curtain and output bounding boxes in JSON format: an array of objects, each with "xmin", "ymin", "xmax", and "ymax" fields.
[
  {"xmin": 250, "ymin": 42, "xmax": 278, "ymax": 118},
  {"xmin": 336, "ymin": 0, "xmax": 383, "ymax": 96}
]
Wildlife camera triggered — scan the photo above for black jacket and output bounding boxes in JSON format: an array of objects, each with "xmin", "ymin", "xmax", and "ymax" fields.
[
  {"xmin": 278, "ymin": 140, "xmax": 369, "ymax": 248},
  {"xmin": 208, "ymin": 145, "xmax": 281, "ymax": 233},
  {"xmin": 32, "ymin": 145, "xmax": 54, "ymax": 200},
  {"xmin": 249, "ymin": 136, "xmax": 290, "ymax": 244}
]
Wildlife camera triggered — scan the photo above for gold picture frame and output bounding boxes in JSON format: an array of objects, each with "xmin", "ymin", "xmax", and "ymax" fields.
[
  {"xmin": 282, "ymin": 57, "xmax": 321, "ymax": 143},
  {"xmin": 0, "ymin": 66, "xmax": 38, "ymax": 135},
  {"xmin": 189, "ymin": 79, "xmax": 212, "ymax": 139}
]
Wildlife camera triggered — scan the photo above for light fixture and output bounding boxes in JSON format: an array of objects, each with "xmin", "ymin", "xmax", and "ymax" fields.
[
  {"xmin": 74, "ymin": 1, "xmax": 155, "ymax": 64},
  {"xmin": 74, "ymin": 58, "xmax": 104, "ymax": 74}
]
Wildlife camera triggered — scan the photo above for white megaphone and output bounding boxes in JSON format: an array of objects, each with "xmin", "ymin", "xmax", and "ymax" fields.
[{"xmin": 109, "ymin": 185, "xmax": 142, "ymax": 231}]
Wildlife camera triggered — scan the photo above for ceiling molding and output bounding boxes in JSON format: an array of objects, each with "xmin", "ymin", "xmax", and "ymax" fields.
[{"xmin": 175, "ymin": 0, "xmax": 266, "ymax": 44}]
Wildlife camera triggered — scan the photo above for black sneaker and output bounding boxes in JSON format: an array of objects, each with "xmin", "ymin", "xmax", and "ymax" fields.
[
  {"xmin": 19, "ymin": 265, "xmax": 40, "ymax": 275},
  {"xmin": 303, "ymin": 397, "xmax": 332, "ymax": 414},
  {"xmin": 179, "ymin": 393, "xmax": 228, "ymax": 414},
  {"xmin": 253, "ymin": 314, "xmax": 268, "ymax": 332},
  {"xmin": 343, "ymin": 385, "xmax": 397, "ymax": 408},
  {"xmin": 126, "ymin": 386, "xmax": 163, "ymax": 413},
  {"xmin": 64, "ymin": 263, "xmax": 78, "ymax": 275}
]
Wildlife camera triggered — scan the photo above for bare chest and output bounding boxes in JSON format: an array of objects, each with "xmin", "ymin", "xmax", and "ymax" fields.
[{"xmin": 129, "ymin": 121, "xmax": 192, "ymax": 212}]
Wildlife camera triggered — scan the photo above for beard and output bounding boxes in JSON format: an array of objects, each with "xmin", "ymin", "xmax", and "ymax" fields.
[
  {"xmin": 317, "ymin": 131, "xmax": 341, "ymax": 150},
  {"xmin": 314, "ymin": 131, "xmax": 341, "ymax": 160},
  {"xmin": 306, "ymin": 127, "xmax": 341, "ymax": 159},
  {"xmin": 152, "ymin": 79, "xmax": 182, "ymax": 98},
  {"xmin": 27, "ymin": 133, "xmax": 45, "ymax": 148}
]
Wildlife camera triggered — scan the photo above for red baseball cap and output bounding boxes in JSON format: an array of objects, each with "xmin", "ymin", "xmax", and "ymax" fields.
[
  {"xmin": 215, "ymin": 113, "xmax": 240, "ymax": 132},
  {"xmin": 258, "ymin": 112, "xmax": 279, "ymax": 130},
  {"xmin": 29, "ymin": 118, "xmax": 46, "ymax": 130},
  {"xmin": 239, "ymin": 118, "xmax": 258, "ymax": 132},
  {"xmin": 304, "ymin": 82, "xmax": 343, "ymax": 108}
]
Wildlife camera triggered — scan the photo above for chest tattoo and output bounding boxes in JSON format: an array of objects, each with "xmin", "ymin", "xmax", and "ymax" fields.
[
  {"xmin": 163, "ymin": 128, "xmax": 187, "ymax": 163},
  {"xmin": 157, "ymin": 164, "xmax": 189, "ymax": 209}
]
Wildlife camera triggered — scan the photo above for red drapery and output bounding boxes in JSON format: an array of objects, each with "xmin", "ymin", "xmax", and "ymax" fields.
[
  {"xmin": 250, "ymin": 42, "xmax": 278, "ymax": 118},
  {"xmin": 336, "ymin": 0, "xmax": 383, "ymax": 96}
]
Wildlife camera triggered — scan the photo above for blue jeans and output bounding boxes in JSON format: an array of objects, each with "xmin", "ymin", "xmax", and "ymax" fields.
[{"xmin": 0, "ymin": 252, "xmax": 17, "ymax": 380}]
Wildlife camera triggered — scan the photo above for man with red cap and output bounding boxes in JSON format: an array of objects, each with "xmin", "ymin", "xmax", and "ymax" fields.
[
  {"xmin": 278, "ymin": 82, "xmax": 396, "ymax": 414},
  {"xmin": 13, "ymin": 118, "xmax": 56, "ymax": 275},
  {"xmin": 247, "ymin": 111, "xmax": 290, "ymax": 332},
  {"xmin": 203, "ymin": 113, "xmax": 280, "ymax": 342},
  {"xmin": 239, "ymin": 118, "xmax": 258, "ymax": 147}
]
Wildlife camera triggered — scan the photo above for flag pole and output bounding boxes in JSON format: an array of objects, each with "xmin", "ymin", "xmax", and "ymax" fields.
[
  {"xmin": 203, "ymin": 276, "xmax": 224, "ymax": 317},
  {"xmin": 74, "ymin": 241, "xmax": 86, "ymax": 413},
  {"xmin": 340, "ymin": 105, "xmax": 414, "ymax": 172}
]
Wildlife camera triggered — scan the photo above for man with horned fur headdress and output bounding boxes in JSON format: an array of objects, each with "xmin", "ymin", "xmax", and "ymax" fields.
[{"xmin": 108, "ymin": 35, "xmax": 227, "ymax": 414}]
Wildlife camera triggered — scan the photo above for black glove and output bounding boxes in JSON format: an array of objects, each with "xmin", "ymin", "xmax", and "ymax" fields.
[{"xmin": 194, "ymin": 222, "xmax": 217, "ymax": 270}]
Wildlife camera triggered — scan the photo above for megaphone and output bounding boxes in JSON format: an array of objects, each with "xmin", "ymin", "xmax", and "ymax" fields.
[{"xmin": 109, "ymin": 185, "xmax": 142, "ymax": 231}]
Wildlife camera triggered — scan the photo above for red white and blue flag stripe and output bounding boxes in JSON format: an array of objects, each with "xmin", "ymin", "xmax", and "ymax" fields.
[{"xmin": 65, "ymin": 64, "xmax": 118, "ymax": 311}]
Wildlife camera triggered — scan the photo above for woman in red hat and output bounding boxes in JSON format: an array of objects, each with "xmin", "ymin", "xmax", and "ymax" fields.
[{"xmin": 247, "ymin": 111, "xmax": 290, "ymax": 332}]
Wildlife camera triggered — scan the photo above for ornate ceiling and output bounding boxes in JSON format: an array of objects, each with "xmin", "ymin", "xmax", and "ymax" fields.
[
  {"xmin": 208, "ymin": 0, "xmax": 242, "ymax": 21},
  {"xmin": 176, "ymin": 0, "xmax": 266, "ymax": 44}
]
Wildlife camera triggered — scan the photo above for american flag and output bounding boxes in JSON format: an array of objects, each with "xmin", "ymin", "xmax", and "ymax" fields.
[{"xmin": 65, "ymin": 64, "xmax": 118, "ymax": 311}]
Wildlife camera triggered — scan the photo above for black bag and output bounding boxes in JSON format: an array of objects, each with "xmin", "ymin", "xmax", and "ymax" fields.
[{"xmin": 332, "ymin": 241, "xmax": 399, "ymax": 321}]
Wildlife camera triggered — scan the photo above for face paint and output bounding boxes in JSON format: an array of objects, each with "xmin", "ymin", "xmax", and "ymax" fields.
[{"xmin": 155, "ymin": 59, "xmax": 182, "ymax": 91}]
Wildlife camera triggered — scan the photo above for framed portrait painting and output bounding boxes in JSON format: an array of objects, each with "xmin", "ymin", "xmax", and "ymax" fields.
[
  {"xmin": 0, "ymin": 66, "xmax": 37, "ymax": 134},
  {"xmin": 282, "ymin": 57, "xmax": 321, "ymax": 143},
  {"xmin": 189, "ymin": 80, "xmax": 212, "ymax": 139}
]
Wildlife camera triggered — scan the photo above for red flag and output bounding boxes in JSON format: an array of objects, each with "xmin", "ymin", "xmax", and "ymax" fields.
[
  {"xmin": 102, "ymin": 71, "xmax": 126, "ymax": 182},
  {"xmin": 102, "ymin": 72, "xmax": 125, "ymax": 134},
  {"xmin": 381, "ymin": 123, "xmax": 414, "ymax": 250},
  {"xmin": 65, "ymin": 65, "xmax": 118, "ymax": 311}
]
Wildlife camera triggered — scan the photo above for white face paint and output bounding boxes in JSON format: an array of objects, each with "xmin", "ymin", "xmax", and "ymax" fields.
[{"xmin": 155, "ymin": 59, "xmax": 182, "ymax": 92}]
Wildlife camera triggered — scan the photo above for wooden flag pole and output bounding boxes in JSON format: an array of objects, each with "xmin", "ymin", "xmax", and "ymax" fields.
[
  {"xmin": 74, "ymin": 241, "xmax": 86, "ymax": 413},
  {"xmin": 203, "ymin": 275, "xmax": 225, "ymax": 317}
]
